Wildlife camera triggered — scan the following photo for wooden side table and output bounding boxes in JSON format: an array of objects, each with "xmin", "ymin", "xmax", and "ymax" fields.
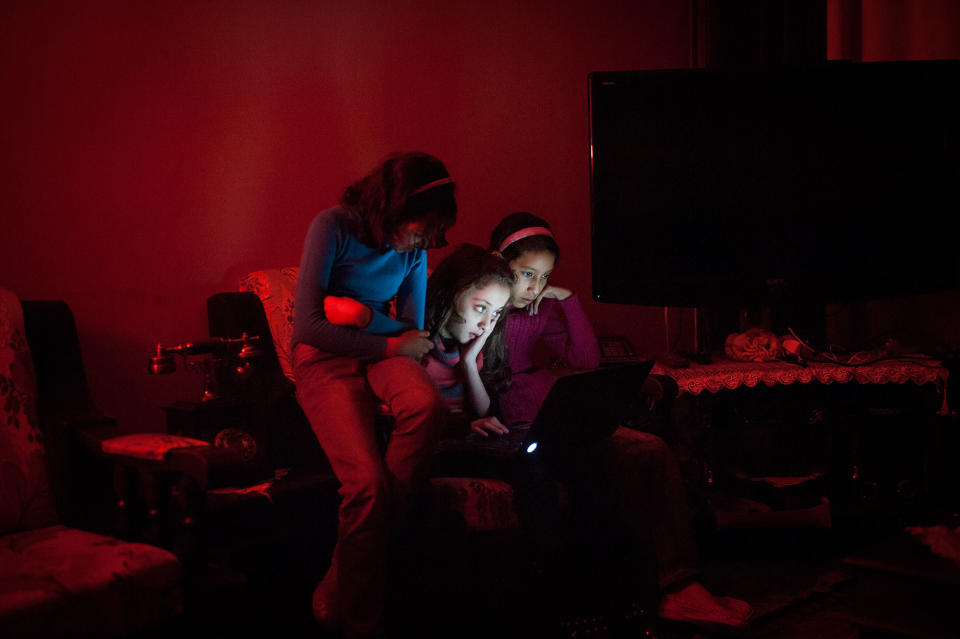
[
  {"xmin": 162, "ymin": 398, "xmax": 267, "ymax": 477},
  {"xmin": 101, "ymin": 433, "xmax": 250, "ymax": 559}
]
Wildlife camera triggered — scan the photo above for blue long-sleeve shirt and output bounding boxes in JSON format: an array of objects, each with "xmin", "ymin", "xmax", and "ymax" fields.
[{"xmin": 292, "ymin": 206, "xmax": 427, "ymax": 360}]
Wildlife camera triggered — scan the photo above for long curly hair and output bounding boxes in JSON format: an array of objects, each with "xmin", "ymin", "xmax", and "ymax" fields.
[
  {"xmin": 341, "ymin": 152, "xmax": 457, "ymax": 251},
  {"xmin": 426, "ymin": 244, "xmax": 514, "ymax": 394}
]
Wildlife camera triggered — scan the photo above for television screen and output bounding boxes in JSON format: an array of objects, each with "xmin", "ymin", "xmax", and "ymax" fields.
[{"xmin": 589, "ymin": 61, "xmax": 959, "ymax": 308}]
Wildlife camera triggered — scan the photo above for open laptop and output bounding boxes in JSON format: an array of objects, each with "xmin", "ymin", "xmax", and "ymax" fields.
[
  {"xmin": 517, "ymin": 361, "xmax": 655, "ymax": 467},
  {"xmin": 437, "ymin": 361, "xmax": 655, "ymax": 476}
]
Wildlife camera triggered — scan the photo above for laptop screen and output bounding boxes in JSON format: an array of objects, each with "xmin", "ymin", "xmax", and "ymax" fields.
[{"xmin": 521, "ymin": 361, "xmax": 655, "ymax": 462}]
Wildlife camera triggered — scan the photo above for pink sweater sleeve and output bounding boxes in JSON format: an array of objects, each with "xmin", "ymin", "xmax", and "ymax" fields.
[{"xmin": 539, "ymin": 294, "xmax": 601, "ymax": 369}]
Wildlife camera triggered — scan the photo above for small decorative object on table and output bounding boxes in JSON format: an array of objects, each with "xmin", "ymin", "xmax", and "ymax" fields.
[{"xmin": 724, "ymin": 328, "xmax": 782, "ymax": 362}]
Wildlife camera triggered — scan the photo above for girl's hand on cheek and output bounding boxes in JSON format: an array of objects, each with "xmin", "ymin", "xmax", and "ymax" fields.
[
  {"xmin": 469, "ymin": 416, "xmax": 509, "ymax": 438},
  {"xmin": 463, "ymin": 321, "xmax": 494, "ymax": 362},
  {"xmin": 529, "ymin": 285, "xmax": 572, "ymax": 315}
]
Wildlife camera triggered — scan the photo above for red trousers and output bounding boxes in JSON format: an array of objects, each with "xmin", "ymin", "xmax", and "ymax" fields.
[{"xmin": 294, "ymin": 344, "xmax": 446, "ymax": 639}]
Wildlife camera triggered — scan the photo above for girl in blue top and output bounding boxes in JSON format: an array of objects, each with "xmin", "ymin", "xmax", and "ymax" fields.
[{"xmin": 293, "ymin": 152, "xmax": 456, "ymax": 639}]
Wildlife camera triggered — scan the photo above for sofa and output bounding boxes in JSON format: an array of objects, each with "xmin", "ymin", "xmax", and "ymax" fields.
[
  {"xmin": 0, "ymin": 288, "xmax": 183, "ymax": 638},
  {"xmin": 205, "ymin": 269, "xmax": 668, "ymax": 633}
]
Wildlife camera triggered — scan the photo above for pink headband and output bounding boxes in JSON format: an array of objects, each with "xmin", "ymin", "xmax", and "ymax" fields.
[
  {"xmin": 498, "ymin": 226, "xmax": 554, "ymax": 253},
  {"xmin": 411, "ymin": 177, "xmax": 454, "ymax": 195}
]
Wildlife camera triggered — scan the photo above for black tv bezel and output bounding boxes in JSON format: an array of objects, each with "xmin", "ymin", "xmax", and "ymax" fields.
[{"xmin": 588, "ymin": 60, "xmax": 960, "ymax": 309}]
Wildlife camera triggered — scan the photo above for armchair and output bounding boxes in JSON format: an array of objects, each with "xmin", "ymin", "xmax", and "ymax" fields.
[{"xmin": 0, "ymin": 289, "xmax": 182, "ymax": 638}]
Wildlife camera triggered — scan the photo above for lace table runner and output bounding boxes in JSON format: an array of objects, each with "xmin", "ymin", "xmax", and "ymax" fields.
[{"xmin": 652, "ymin": 356, "xmax": 948, "ymax": 401}]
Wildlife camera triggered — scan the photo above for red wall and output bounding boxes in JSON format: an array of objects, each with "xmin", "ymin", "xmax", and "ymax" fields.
[
  {"xmin": 0, "ymin": 1, "xmax": 689, "ymax": 432},
  {"xmin": 2, "ymin": 1, "xmax": 957, "ymax": 434}
]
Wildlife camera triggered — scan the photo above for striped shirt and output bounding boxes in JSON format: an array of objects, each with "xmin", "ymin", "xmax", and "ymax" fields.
[{"xmin": 422, "ymin": 334, "xmax": 483, "ymax": 414}]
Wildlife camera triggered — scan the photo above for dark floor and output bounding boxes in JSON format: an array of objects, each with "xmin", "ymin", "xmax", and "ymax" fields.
[
  {"xmin": 166, "ymin": 527, "xmax": 866, "ymax": 638},
  {"xmin": 695, "ymin": 532, "xmax": 859, "ymax": 639},
  {"xmin": 157, "ymin": 483, "xmax": 960, "ymax": 639}
]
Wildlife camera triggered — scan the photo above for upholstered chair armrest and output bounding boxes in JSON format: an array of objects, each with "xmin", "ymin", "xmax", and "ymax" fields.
[
  {"xmin": 51, "ymin": 412, "xmax": 119, "ymax": 454},
  {"xmin": 37, "ymin": 412, "xmax": 121, "ymax": 534}
]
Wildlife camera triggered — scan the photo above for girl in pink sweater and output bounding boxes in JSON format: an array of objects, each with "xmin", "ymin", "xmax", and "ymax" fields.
[{"xmin": 490, "ymin": 212, "xmax": 753, "ymax": 631}]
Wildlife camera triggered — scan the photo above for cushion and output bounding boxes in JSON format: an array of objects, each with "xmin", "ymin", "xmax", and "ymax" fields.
[
  {"xmin": 240, "ymin": 267, "xmax": 298, "ymax": 382},
  {"xmin": 100, "ymin": 433, "xmax": 210, "ymax": 461},
  {"xmin": 0, "ymin": 288, "xmax": 58, "ymax": 535},
  {"xmin": 0, "ymin": 524, "xmax": 182, "ymax": 638}
]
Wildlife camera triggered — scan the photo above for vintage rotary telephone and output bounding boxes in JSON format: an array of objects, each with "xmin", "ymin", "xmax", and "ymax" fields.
[{"xmin": 149, "ymin": 333, "xmax": 263, "ymax": 402}]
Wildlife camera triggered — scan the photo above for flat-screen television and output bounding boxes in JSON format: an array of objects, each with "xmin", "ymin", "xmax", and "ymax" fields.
[{"xmin": 589, "ymin": 60, "xmax": 959, "ymax": 309}]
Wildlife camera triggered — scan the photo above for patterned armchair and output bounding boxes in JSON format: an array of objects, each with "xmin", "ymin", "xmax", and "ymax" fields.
[{"xmin": 0, "ymin": 288, "xmax": 182, "ymax": 638}]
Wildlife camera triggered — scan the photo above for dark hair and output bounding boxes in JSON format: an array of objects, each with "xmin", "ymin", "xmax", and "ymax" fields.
[
  {"xmin": 426, "ymin": 244, "xmax": 514, "ymax": 393},
  {"xmin": 488, "ymin": 211, "xmax": 560, "ymax": 262},
  {"xmin": 341, "ymin": 152, "xmax": 457, "ymax": 251}
]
